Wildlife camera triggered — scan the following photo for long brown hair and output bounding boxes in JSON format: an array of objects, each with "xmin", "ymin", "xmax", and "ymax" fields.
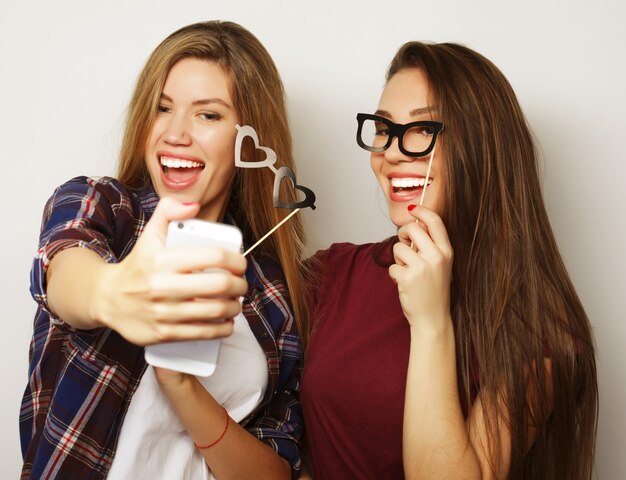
[
  {"xmin": 116, "ymin": 21, "xmax": 309, "ymax": 345},
  {"xmin": 387, "ymin": 42, "xmax": 597, "ymax": 478}
]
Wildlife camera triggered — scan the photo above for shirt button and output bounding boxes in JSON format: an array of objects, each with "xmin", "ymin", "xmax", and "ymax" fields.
[{"xmin": 260, "ymin": 332, "xmax": 269, "ymax": 339}]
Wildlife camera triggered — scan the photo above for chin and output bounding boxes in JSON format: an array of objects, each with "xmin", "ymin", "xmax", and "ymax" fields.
[{"xmin": 389, "ymin": 209, "xmax": 414, "ymax": 228}]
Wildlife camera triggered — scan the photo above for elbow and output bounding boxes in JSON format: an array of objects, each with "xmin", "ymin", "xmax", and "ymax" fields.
[{"xmin": 403, "ymin": 452, "xmax": 485, "ymax": 480}]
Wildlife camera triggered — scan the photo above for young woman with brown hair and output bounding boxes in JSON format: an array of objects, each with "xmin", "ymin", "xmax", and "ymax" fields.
[
  {"xmin": 21, "ymin": 21, "xmax": 306, "ymax": 479},
  {"xmin": 301, "ymin": 41, "xmax": 597, "ymax": 479}
]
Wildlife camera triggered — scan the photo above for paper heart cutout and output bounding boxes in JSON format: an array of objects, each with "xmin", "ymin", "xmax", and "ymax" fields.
[
  {"xmin": 234, "ymin": 124, "xmax": 277, "ymax": 169},
  {"xmin": 273, "ymin": 166, "xmax": 316, "ymax": 210}
]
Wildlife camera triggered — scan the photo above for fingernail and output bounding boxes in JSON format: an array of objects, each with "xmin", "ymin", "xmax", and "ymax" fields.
[{"xmin": 407, "ymin": 204, "xmax": 416, "ymax": 211}]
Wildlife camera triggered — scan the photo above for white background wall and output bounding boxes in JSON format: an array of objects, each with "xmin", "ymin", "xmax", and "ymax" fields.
[{"xmin": 1, "ymin": 0, "xmax": 624, "ymax": 477}]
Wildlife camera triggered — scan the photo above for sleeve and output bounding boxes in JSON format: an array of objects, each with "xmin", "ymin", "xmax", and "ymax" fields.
[
  {"xmin": 243, "ymin": 303, "xmax": 304, "ymax": 477},
  {"xmin": 247, "ymin": 350, "xmax": 303, "ymax": 479},
  {"xmin": 29, "ymin": 176, "xmax": 126, "ymax": 323}
]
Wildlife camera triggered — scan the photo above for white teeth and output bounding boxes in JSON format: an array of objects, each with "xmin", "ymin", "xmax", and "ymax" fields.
[
  {"xmin": 390, "ymin": 177, "xmax": 432, "ymax": 188},
  {"xmin": 160, "ymin": 157, "xmax": 203, "ymax": 168}
]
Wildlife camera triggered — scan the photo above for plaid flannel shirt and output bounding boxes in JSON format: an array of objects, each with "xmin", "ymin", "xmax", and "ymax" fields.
[{"xmin": 20, "ymin": 176, "xmax": 303, "ymax": 479}]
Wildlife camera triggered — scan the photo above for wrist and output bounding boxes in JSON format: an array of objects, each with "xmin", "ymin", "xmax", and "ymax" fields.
[{"xmin": 409, "ymin": 314, "xmax": 454, "ymax": 340}]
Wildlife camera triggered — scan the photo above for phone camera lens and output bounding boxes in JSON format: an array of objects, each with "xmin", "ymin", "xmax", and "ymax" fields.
[{"xmin": 177, "ymin": 222, "xmax": 184, "ymax": 229}]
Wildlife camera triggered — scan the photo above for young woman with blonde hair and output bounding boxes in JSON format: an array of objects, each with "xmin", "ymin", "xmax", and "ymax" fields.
[
  {"xmin": 301, "ymin": 41, "xmax": 597, "ymax": 479},
  {"xmin": 21, "ymin": 20, "xmax": 306, "ymax": 479}
]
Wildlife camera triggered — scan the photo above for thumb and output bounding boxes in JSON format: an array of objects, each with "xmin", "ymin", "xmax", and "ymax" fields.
[{"xmin": 141, "ymin": 198, "xmax": 201, "ymax": 246}]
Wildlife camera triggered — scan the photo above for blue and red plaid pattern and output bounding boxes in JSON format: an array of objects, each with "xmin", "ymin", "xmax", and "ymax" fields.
[{"xmin": 20, "ymin": 176, "xmax": 303, "ymax": 479}]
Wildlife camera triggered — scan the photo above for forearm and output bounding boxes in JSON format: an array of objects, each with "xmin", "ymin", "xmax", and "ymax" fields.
[
  {"xmin": 403, "ymin": 320, "xmax": 482, "ymax": 479},
  {"xmin": 161, "ymin": 376, "xmax": 292, "ymax": 480},
  {"xmin": 46, "ymin": 248, "xmax": 113, "ymax": 330}
]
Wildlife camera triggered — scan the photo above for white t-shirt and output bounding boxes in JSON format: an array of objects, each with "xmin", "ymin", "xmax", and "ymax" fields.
[{"xmin": 108, "ymin": 313, "xmax": 268, "ymax": 479}]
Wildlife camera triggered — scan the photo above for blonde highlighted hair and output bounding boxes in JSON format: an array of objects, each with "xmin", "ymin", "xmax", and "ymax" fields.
[{"xmin": 117, "ymin": 20, "xmax": 309, "ymax": 346}]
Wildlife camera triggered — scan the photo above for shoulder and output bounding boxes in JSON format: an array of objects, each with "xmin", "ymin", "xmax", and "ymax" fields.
[
  {"xmin": 304, "ymin": 239, "xmax": 396, "ymax": 310},
  {"xmin": 36, "ymin": 176, "xmax": 158, "ymax": 258},
  {"xmin": 309, "ymin": 238, "xmax": 396, "ymax": 271},
  {"xmin": 51, "ymin": 175, "xmax": 154, "ymax": 199},
  {"xmin": 52, "ymin": 175, "xmax": 126, "ymax": 196},
  {"xmin": 44, "ymin": 176, "xmax": 157, "ymax": 221},
  {"xmin": 311, "ymin": 241, "xmax": 372, "ymax": 262},
  {"xmin": 61, "ymin": 176, "xmax": 156, "ymax": 207}
]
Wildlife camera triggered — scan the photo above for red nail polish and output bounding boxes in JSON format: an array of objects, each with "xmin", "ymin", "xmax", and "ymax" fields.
[{"xmin": 407, "ymin": 204, "xmax": 416, "ymax": 211}]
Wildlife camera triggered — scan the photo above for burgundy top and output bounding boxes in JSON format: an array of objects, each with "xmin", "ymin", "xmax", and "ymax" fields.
[{"xmin": 301, "ymin": 241, "xmax": 411, "ymax": 479}]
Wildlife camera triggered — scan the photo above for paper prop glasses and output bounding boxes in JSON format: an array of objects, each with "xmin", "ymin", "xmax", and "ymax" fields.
[{"xmin": 234, "ymin": 124, "xmax": 316, "ymax": 256}]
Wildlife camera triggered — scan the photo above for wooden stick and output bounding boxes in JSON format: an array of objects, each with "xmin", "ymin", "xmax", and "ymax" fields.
[
  {"xmin": 419, "ymin": 141, "xmax": 436, "ymax": 207},
  {"xmin": 410, "ymin": 143, "xmax": 436, "ymax": 250},
  {"xmin": 243, "ymin": 208, "xmax": 301, "ymax": 257}
]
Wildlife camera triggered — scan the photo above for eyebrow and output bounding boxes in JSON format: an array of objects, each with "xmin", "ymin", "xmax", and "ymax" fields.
[
  {"xmin": 160, "ymin": 93, "xmax": 233, "ymax": 109},
  {"xmin": 375, "ymin": 107, "xmax": 434, "ymax": 118}
]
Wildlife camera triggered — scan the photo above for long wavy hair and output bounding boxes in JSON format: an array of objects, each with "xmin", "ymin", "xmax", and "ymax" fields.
[
  {"xmin": 386, "ymin": 42, "xmax": 597, "ymax": 478},
  {"xmin": 116, "ymin": 21, "xmax": 309, "ymax": 344}
]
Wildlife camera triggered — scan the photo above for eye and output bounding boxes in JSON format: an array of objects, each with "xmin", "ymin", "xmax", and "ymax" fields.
[
  {"xmin": 417, "ymin": 125, "xmax": 435, "ymax": 136},
  {"xmin": 374, "ymin": 122, "xmax": 389, "ymax": 136},
  {"xmin": 199, "ymin": 112, "xmax": 222, "ymax": 121},
  {"xmin": 157, "ymin": 104, "xmax": 171, "ymax": 114}
]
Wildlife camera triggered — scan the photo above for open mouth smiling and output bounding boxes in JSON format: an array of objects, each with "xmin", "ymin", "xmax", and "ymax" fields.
[
  {"xmin": 390, "ymin": 176, "xmax": 432, "ymax": 194},
  {"xmin": 159, "ymin": 155, "xmax": 205, "ymax": 185}
]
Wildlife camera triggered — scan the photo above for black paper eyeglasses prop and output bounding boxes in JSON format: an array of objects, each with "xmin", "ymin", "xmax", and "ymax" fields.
[
  {"xmin": 356, "ymin": 113, "xmax": 444, "ymax": 249},
  {"xmin": 234, "ymin": 124, "xmax": 316, "ymax": 257},
  {"xmin": 356, "ymin": 113, "xmax": 444, "ymax": 157}
]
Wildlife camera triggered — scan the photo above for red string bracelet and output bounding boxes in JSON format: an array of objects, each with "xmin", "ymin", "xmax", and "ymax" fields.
[{"xmin": 194, "ymin": 407, "xmax": 230, "ymax": 449}]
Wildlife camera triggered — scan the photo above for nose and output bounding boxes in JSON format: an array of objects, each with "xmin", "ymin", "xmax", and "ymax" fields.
[
  {"xmin": 384, "ymin": 136, "xmax": 414, "ymax": 164},
  {"xmin": 163, "ymin": 113, "xmax": 192, "ymax": 146}
]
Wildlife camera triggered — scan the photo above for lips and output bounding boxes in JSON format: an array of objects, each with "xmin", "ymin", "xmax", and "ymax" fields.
[
  {"xmin": 158, "ymin": 152, "xmax": 205, "ymax": 190},
  {"xmin": 388, "ymin": 175, "xmax": 432, "ymax": 203}
]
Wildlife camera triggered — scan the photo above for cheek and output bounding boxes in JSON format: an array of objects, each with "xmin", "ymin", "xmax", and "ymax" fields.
[
  {"xmin": 144, "ymin": 136, "xmax": 163, "ymax": 173},
  {"xmin": 423, "ymin": 181, "xmax": 445, "ymax": 216},
  {"xmin": 144, "ymin": 133, "xmax": 159, "ymax": 168},
  {"xmin": 197, "ymin": 129, "xmax": 236, "ymax": 158},
  {"xmin": 146, "ymin": 118, "xmax": 165, "ymax": 147},
  {"xmin": 217, "ymin": 133, "xmax": 238, "ymax": 167},
  {"xmin": 370, "ymin": 156, "xmax": 384, "ymax": 182}
]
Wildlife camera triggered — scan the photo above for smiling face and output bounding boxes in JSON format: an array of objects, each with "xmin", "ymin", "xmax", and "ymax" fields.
[
  {"xmin": 145, "ymin": 57, "xmax": 239, "ymax": 221},
  {"xmin": 370, "ymin": 68, "xmax": 445, "ymax": 227}
]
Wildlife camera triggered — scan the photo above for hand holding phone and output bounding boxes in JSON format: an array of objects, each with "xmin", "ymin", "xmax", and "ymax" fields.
[{"xmin": 145, "ymin": 219, "xmax": 244, "ymax": 377}]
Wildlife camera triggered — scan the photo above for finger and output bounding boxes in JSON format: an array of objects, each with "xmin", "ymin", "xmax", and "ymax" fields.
[
  {"xmin": 150, "ymin": 318, "xmax": 235, "ymax": 344},
  {"xmin": 151, "ymin": 298, "xmax": 243, "ymax": 322},
  {"xmin": 150, "ymin": 272, "xmax": 248, "ymax": 299},
  {"xmin": 393, "ymin": 240, "xmax": 426, "ymax": 268},
  {"xmin": 405, "ymin": 205, "xmax": 453, "ymax": 254},
  {"xmin": 397, "ymin": 222, "xmax": 441, "ymax": 259},
  {"xmin": 396, "ymin": 218, "xmax": 429, "ymax": 247},
  {"xmin": 141, "ymin": 198, "xmax": 201, "ymax": 246},
  {"xmin": 388, "ymin": 263, "xmax": 404, "ymax": 285},
  {"xmin": 155, "ymin": 247, "xmax": 247, "ymax": 275}
]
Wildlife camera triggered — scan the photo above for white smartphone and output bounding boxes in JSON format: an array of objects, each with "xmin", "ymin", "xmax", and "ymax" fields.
[{"xmin": 144, "ymin": 219, "xmax": 243, "ymax": 377}]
